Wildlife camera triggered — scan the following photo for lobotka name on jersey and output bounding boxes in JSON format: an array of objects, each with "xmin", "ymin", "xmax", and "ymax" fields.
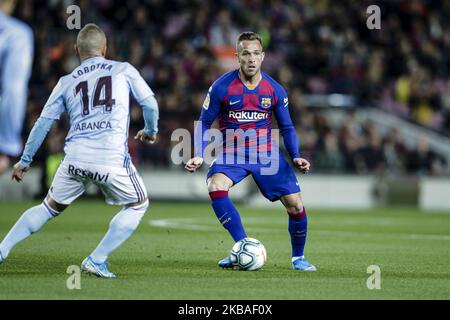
[{"xmin": 72, "ymin": 62, "xmax": 113, "ymax": 79}]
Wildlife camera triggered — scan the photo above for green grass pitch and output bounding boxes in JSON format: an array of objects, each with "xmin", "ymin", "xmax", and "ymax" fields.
[{"xmin": 0, "ymin": 201, "xmax": 449, "ymax": 299}]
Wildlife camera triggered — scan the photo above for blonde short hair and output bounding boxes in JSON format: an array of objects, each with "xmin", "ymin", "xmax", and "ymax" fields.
[{"xmin": 76, "ymin": 23, "xmax": 107, "ymax": 57}]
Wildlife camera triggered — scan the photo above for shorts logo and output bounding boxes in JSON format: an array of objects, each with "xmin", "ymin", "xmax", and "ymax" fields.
[
  {"xmin": 68, "ymin": 164, "xmax": 109, "ymax": 183},
  {"xmin": 260, "ymin": 97, "xmax": 272, "ymax": 108}
]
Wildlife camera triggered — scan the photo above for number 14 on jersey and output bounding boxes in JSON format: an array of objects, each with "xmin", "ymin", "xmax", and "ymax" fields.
[{"xmin": 75, "ymin": 76, "xmax": 115, "ymax": 115}]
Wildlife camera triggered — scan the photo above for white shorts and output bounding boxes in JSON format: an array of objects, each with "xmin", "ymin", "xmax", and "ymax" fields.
[{"xmin": 48, "ymin": 160, "xmax": 148, "ymax": 206}]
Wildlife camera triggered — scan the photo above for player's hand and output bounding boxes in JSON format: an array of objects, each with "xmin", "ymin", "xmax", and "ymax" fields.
[
  {"xmin": 293, "ymin": 158, "xmax": 311, "ymax": 174},
  {"xmin": 185, "ymin": 156, "xmax": 204, "ymax": 172},
  {"xmin": 11, "ymin": 162, "xmax": 30, "ymax": 182},
  {"xmin": 134, "ymin": 130, "xmax": 157, "ymax": 144}
]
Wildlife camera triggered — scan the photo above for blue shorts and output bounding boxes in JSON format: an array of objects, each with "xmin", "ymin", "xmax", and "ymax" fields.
[{"xmin": 207, "ymin": 152, "xmax": 301, "ymax": 202}]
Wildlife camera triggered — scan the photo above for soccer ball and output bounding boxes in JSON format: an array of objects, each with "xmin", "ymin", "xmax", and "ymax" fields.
[{"xmin": 230, "ymin": 237, "xmax": 267, "ymax": 271}]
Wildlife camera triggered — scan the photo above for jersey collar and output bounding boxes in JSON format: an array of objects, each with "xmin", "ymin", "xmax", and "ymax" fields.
[
  {"xmin": 237, "ymin": 69, "xmax": 263, "ymax": 91},
  {"xmin": 80, "ymin": 56, "xmax": 105, "ymax": 65}
]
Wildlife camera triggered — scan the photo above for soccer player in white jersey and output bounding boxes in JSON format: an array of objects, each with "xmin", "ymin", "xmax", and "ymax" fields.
[
  {"xmin": 0, "ymin": 0, "xmax": 34, "ymax": 174},
  {"xmin": 0, "ymin": 24, "xmax": 159, "ymax": 278}
]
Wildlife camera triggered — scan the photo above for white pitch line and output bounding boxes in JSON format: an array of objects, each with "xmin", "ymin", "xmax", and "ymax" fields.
[
  {"xmin": 148, "ymin": 218, "xmax": 450, "ymax": 241},
  {"xmin": 314, "ymin": 229, "xmax": 450, "ymax": 241}
]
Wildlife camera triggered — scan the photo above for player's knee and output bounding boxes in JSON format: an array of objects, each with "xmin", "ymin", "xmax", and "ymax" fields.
[
  {"xmin": 44, "ymin": 196, "xmax": 68, "ymax": 214},
  {"xmin": 138, "ymin": 199, "xmax": 149, "ymax": 212},
  {"xmin": 128, "ymin": 198, "xmax": 149, "ymax": 213},
  {"xmin": 207, "ymin": 180, "xmax": 231, "ymax": 192},
  {"xmin": 45, "ymin": 196, "xmax": 67, "ymax": 215},
  {"xmin": 286, "ymin": 202, "xmax": 306, "ymax": 220},
  {"xmin": 114, "ymin": 199, "xmax": 149, "ymax": 232}
]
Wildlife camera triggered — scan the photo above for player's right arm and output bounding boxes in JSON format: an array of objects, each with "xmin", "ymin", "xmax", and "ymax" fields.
[
  {"xmin": 185, "ymin": 83, "xmax": 222, "ymax": 172},
  {"xmin": 12, "ymin": 79, "xmax": 65, "ymax": 182},
  {"xmin": 134, "ymin": 94, "xmax": 159, "ymax": 144},
  {"xmin": 124, "ymin": 63, "xmax": 159, "ymax": 145}
]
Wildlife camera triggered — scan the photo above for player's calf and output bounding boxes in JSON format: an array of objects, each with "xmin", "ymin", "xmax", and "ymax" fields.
[
  {"xmin": 87, "ymin": 198, "xmax": 149, "ymax": 268},
  {"xmin": 0, "ymin": 198, "xmax": 62, "ymax": 261},
  {"xmin": 280, "ymin": 193, "xmax": 314, "ymax": 269},
  {"xmin": 209, "ymin": 190, "xmax": 247, "ymax": 243}
]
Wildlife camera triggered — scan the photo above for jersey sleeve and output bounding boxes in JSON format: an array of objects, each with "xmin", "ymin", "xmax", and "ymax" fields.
[
  {"xmin": 194, "ymin": 83, "xmax": 223, "ymax": 157},
  {"xmin": 19, "ymin": 117, "xmax": 54, "ymax": 167},
  {"xmin": 273, "ymin": 85, "xmax": 300, "ymax": 159},
  {"xmin": 125, "ymin": 62, "xmax": 154, "ymax": 103},
  {"xmin": 40, "ymin": 79, "xmax": 66, "ymax": 120},
  {"xmin": 140, "ymin": 95, "xmax": 159, "ymax": 137}
]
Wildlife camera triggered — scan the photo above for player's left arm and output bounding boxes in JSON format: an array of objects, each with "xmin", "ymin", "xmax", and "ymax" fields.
[
  {"xmin": 125, "ymin": 63, "xmax": 159, "ymax": 144},
  {"xmin": 273, "ymin": 86, "xmax": 310, "ymax": 174}
]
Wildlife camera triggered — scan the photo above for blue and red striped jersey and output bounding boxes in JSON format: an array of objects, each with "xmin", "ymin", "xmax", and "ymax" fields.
[{"xmin": 195, "ymin": 69, "xmax": 300, "ymax": 159}]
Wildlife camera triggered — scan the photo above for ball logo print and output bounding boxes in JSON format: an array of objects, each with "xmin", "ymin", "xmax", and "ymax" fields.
[{"xmin": 230, "ymin": 238, "xmax": 267, "ymax": 271}]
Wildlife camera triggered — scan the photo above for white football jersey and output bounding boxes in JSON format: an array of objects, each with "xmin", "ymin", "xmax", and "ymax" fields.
[
  {"xmin": 0, "ymin": 11, "xmax": 34, "ymax": 156},
  {"xmin": 41, "ymin": 56, "xmax": 154, "ymax": 167}
]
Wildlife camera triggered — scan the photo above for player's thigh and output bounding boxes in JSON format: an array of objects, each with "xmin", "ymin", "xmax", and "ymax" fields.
[
  {"xmin": 206, "ymin": 162, "xmax": 249, "ymax": 192},
  {"xmin": 251, "ymin": 155, "xmax": 301, "ymax": 202},
  {"xmin": 48, "ymin": 161, "xmax": 86, "ymax": 207},
  {"xmin": 98, "ymin": 163, "xmax": 148, "ymax": 206}
]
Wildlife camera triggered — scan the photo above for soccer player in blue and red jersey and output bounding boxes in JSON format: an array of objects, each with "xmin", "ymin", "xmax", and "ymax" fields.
[{"xmin": 185, "ymin": 32, "xmax": 316, "ymax": 271}]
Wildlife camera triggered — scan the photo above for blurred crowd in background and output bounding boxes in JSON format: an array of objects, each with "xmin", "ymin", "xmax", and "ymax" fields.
[{"xmin": 11, "ymin": 0, "xmax": 449, "ymax": 176}]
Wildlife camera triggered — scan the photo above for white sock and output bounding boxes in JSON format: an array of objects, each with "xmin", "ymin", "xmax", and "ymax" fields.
[
  {"xmin": 89, "ymin": 200, "xmax": 148, "ymax": 264},
  {"xmin": 291, "ymin": 255, "xmax": 305, "ymax": 262},
  {"xmin": 0, "ymin": 200, "xmax": 58, "ymax": 259}
]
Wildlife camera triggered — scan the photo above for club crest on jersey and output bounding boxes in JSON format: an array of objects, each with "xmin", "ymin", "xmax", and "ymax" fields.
[{"xmin": 260, "ymin": 97, "xmax": 272, "ymax": 109}]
